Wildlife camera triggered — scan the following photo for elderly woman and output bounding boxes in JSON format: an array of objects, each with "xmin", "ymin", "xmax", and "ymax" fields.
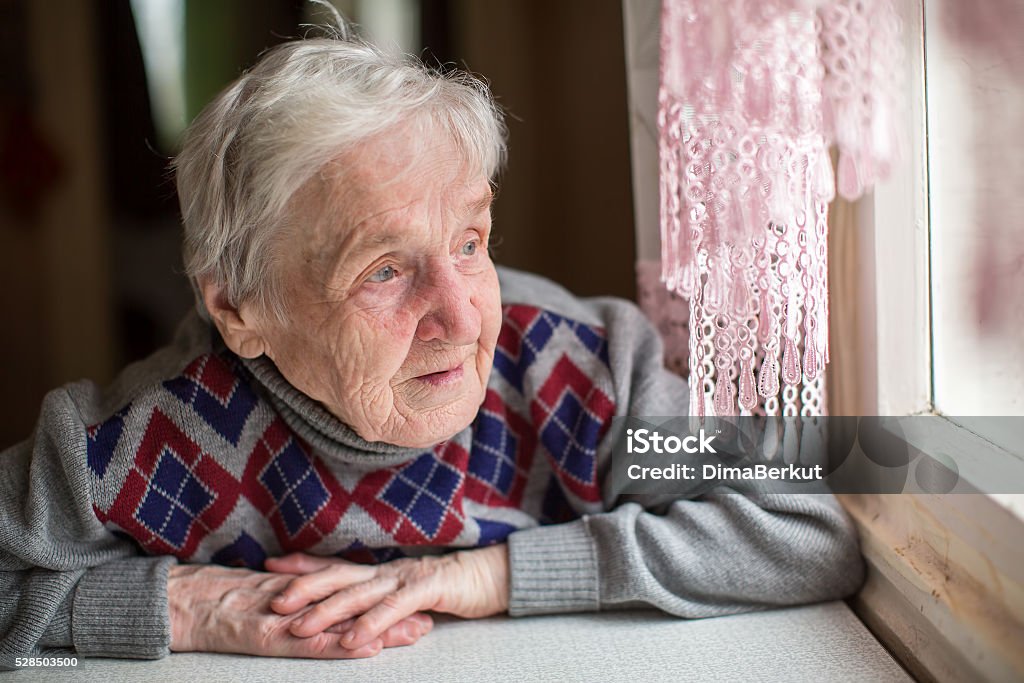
[{"xmin": 0, "ymin": 32, "xmax": 862, "ymax": 662}]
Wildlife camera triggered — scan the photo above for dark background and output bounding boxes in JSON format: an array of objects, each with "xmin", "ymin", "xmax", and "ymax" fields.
[{"xmin": 0, "ymin": 0, "xmax": 636, "ymax": 445}]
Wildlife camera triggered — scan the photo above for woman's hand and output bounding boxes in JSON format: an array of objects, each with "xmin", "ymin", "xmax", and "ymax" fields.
[
  {"xmin": 265, "ymin": 544, "xmax": 510, "ymax": 651},
  {"xmin": 168, "ymin": 564, "xmax": 433, "ymax": 658}
]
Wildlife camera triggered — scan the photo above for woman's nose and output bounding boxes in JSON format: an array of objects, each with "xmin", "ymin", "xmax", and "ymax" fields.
[{"xmin": 414, "ymin": 264, "xmax": 481, "ymax": 346}]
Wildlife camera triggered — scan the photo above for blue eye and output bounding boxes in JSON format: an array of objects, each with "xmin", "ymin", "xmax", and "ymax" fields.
[
  {"xmin": 462, "ymin": 240, "xmax": 478, "ymax": 256},
  {"xmin": 368, "ymin": 265, "xmax": 397, "ymax": 283}
]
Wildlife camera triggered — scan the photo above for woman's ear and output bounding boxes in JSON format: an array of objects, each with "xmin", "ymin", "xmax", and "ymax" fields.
[{"xmin": 198, "ymin": 276, "xmax": 268, "ymax": 359}]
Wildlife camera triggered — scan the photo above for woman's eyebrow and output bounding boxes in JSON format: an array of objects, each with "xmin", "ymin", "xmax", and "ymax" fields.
[
  {"xmin": 339, "ymin": 231, "xmax": 406, "ymax": 264},
  {"xmin": 463, "ymin": 191, "xmax": 494, "ymax": 218},
  {"xmin": 365, "ymin": 231, "xmax": 406, "ymax": 247}
]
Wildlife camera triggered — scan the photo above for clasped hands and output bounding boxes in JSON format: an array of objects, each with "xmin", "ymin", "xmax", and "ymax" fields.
[{"xmin": 168, "ymin": 543, "xmax": 508, "ymax": 659}]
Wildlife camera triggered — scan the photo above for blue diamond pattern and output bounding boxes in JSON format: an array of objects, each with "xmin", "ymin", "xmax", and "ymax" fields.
[
  {"xmin": 522, "ymin": 313, "xmax": 557, "ymax": 364},
  {"xmin": 408, "ymin": 495, "xmax": 446, "ymax": 532},
  {"xmin": 163, "ymin": 362, "xmax": 258, "ymax": 446},
  {"xmin": 493, "ymin": 350, "xmax": 526, "ymax": 392},
  {"xmin": 211, "ymin": 532, "xmax": 267, "ymax": 569},
  {"xmin": 258, "ymin": 439, "xmax": 329, "ymax": 537},
  {"xmin": 86, "ymin": 406, "xmax": 130, "ymax": 477},
  {"xmin": 475, "ymin": 518, "xmax": 518, "ymax": 545},
  {"xmin": 381, "ymin": 452, "xmax": 462, "ymax": 538},
  {"xmin": 382, "ymin": 476, "xmax": 419, "ymax": 509},
  {"xmin": 470, "ymin": 412, "xmax": 519, "ymax": 497},
  {"xmin": 152, "ymin": 452, "xmax": 188, "ymax": 498},
  {"xmin": 137, "ymin": 490, "xmax": 173, "ymax": 534},
  {"xmin": 541, "ymin": 392, "xmax": 600, "ymax": 483},
  {"xmin": 135, "ymin": 448, "xmax": 213, "ymax": 548}
]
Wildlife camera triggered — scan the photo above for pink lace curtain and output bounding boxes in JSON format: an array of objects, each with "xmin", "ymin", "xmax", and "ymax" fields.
[{"xmin": 654, "ymin": 0, "xmax": 902, "ymax": 417}]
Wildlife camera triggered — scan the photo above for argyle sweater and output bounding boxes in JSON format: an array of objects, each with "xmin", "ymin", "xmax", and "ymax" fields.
[{"xmin": 0, "ymin": 267, "xmax": 863, "ymax": 661}]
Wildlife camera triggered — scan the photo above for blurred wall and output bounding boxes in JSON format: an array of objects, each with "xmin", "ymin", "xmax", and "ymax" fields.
[
  {"xmin": 452, "ymin": 0, "xmax": 636, "ymax": 300},
  {"xmin": 1, "ymin": 0, "xmax": 115, "ymax": 445}
]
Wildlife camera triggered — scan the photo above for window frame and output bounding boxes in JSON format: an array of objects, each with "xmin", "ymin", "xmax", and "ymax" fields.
[
  {"xmin": 858, "ymin": 0, "xmax": 1024, "ymax": 508},
  {"xmin": 837, "ymin": 2, "xmax": 1024, "ymax": 680}
]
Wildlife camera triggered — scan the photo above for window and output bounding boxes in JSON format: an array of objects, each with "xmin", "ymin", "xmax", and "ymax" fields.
[
  {"xmin": 839, "ymin": 1, "xmax": 1024, "ymax": 679},
  {"xmin": 855, "ymin": 0, "xmax": 1024, "ymax": 501},
  {"xmin": 623, "ymin": 0, "xmax": 1024, "ymax": 678}
]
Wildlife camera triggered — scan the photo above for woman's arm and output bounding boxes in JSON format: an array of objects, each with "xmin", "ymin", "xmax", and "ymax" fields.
[
  {"xmin": 506, "ymin": 490, "xmax": 863, "ymax": 617},
  {"xmin": 0, "ymin": 388, "xmax": 174, "ymax": 662},
  {"xmin": 504, "ymin": 293, "xmax": 862, "ymax": 617},
  {"xmin": 0, "ymin": 387, "xmax": 431, "ymax": 664}
]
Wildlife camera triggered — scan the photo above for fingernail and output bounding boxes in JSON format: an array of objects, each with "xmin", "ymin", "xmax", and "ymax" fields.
[
  {"xmin": 272, "ymin": 593, "xmax": 287, "ymax": 604},
  {"xmin": 292, "ymin": 616, "xmax": 305, "ymax": 629},
  {"xmin": 341, "ymin": 630, "xmax": 356, "ymax": 647}
]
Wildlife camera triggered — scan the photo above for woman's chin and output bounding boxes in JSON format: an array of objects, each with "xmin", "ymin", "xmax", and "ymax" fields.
[{"xmin": 386, "ymin": 391, "xmax": 485, "ymax": 448}]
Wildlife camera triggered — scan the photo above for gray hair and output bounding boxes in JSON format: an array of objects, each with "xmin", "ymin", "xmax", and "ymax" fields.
[{"xmin": 173, "ymin": 33, "xmax": 507, "ymax": 322}]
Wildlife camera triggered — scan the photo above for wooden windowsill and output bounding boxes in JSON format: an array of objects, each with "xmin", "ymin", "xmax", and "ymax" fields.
[{"xmin": 839, "ymin": 493, "xmax": 1024, "ymax": 682}]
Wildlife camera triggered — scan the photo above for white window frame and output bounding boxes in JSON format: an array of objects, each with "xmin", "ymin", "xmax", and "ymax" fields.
[
  {"xmin": 860, "ymin": 0, "xmax": 1024, "ymax": 511},
  {"xmin": 843, "ymin": 2, "xmax": 1024, "ymax": 680}
]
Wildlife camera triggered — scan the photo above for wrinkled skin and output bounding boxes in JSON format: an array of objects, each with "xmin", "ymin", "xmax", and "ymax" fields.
[
  {"xmin": 174, "ymin": 127, "xmax": 510, "ymax": 659},
  {"xmin": 168, "ymin": 564, "xmax": 434, "ymax": 658},
  {"xmin": 168, "ymin": 545, "xmax": 508, "ymax": 658},
  {"xmin": 265, "ymin": 545, "xmax": 508, "ymax": 650}
]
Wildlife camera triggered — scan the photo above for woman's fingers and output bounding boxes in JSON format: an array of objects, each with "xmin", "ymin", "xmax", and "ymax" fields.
[
  {"xmin": 340, "ymin": 582, "xmax": 438, "ymax": 650},
  {"xmin": 325, "ymin": 612, "xmax": 433, "ymax": 648},
  {"xmin": 289, "ymin": 575, "xmax": 400, "ymax": 637},
  {"xmin": 369, "ymin": 612, "xmax": 433, "ymax": 649},
  {"xmin": 383, "ymin": 612, "xmax": 433, "ymax": 648},
  {"xmin": 271, "ymin": 561, "xmax": 378, "ymax": 614},
  {"xmin": 278, "ymin": 631, "xmax": 384, "ymax": 659},
  {"xmin": 324, "ymin": 617, "xmax": 357, "ymax": 635},
  {"xmin": 336, "ymin": 639, "xmax": 384, "ymax": 659},
  {"xmin": 271, "ymin": 611, "xmax": 430, "ymax": 657}
]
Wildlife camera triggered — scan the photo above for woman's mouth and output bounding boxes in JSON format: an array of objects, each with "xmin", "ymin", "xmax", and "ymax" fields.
[{"xmin": 415, "ymin": 363, "xmax": 465, "ymax": 387}]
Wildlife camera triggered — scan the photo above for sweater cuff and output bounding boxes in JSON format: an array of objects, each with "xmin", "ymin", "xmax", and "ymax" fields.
[
  {"xmin": 72, "ymin": 556, "xmax": 175, "ymax": 659},
  {"xmin": 507, "ymin": 519, "xmax": 600, "ymax": 616},
  {"xmin": 40, "ymin": 596, "xmax": 73, "ymax": 648}
]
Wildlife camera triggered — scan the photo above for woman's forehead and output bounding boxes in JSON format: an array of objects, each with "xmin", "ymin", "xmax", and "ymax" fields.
[
  {"xmin": 325, "ymin": 162, "xmax": 490, "ymax": 229},
  {"xmin": 297, "ymin": 151, "xmax": 492, "ymax": 261},
  {"xmin": 352, "ymin": 131, "xmax": 484, "ymax": 191}
]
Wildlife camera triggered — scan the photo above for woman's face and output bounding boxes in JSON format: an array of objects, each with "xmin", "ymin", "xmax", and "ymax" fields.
[{"xmin": 253, "ymin": 128, "xmax": 502, "ymax": 448}]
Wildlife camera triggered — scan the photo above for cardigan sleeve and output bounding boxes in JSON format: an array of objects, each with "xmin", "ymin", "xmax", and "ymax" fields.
[
  {"xmin": 504, "ymin": 293, "xmax": 864, "ymax": 617},
  {"xmin": 0, "ymin": 388, "xmax": 174, "ymax": 664}
]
